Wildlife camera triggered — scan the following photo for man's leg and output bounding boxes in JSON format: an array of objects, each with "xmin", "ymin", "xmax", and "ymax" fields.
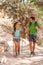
[
  {"xmin": 30, "ymin": 42, "xmax": 33, "ymax": 52},
  {"xmin": 33, "ymin": 35, "xmax": 36, "ymax": 55},
  {"xmin": 29, "ymin": 42, "xmax": 34, "ymax": 55},
  {"xmin": 33, "ymin": 42, "xmax": 36, "ymax": 55},
  {"xmin": 33, "ymin": 43, "xmax": 36, "ymax": 52},
  {"xmin": 29, "ymin": 35, "xmax": 33, "ymax": 55}
]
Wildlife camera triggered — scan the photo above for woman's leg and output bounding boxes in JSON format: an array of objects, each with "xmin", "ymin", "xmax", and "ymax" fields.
[
  {"xmin": 18, "ymin": 42, "xmax": 20, "ymax": 55},
  {"xmin": 14, "ymin": 41, "xmax": 18, "ymax": 56}
]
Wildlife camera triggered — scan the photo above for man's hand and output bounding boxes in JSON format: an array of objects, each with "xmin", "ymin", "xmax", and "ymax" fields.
[{"xmin": 35, "ymin": 26, "xmax": 41, "ymax": 30}]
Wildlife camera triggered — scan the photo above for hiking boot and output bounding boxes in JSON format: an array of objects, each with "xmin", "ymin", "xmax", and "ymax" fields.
[
  {"xmin": 30, "ymin": 52, "xmax": 35, "ymax": 56},
  {"xmin": 13, "ymin": 52, "xmax": 17, "ymax": 57},
  {"xmin": 30, "ymin": 52, "xmax": 33, "ymax": 56},
  {"xmin": 33, "ymin": 52, "xmax": 35, "ymax": 56}
]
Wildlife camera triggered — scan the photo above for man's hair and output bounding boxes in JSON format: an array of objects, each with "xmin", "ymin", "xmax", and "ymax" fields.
[{"xmin": 30, "ymin": 17, "xmax": 35, "ymax": 20}]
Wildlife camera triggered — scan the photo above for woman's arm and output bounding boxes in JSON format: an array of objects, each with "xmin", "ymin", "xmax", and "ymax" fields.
[{"xmin": 25, "ymin": 27, "xmax": 30, "ymax": 34}]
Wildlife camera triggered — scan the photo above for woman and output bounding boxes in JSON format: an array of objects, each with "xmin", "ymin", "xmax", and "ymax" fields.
[{"xmin": 13, "ymin": 22, "xmax": 22, "ymax": 57}]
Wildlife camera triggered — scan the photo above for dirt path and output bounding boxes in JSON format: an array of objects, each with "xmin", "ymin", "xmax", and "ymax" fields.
[{"xmin": 0, "ymin": 45, "xmax": 43, "ymax": 65}]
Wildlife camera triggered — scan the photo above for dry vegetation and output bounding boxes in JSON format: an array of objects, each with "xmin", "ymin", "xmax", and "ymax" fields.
[{"xmin": 0, "ymin": 0, "xmax": 43, "ymax": 46}]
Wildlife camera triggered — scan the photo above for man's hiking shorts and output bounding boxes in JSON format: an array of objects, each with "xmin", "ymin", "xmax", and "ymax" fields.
[{"xmin": 29, "ymin": 34, "xmax": 37, "ymax": 43}]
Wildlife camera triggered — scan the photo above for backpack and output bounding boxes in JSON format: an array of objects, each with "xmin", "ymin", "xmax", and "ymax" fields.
[{"xmin": 29, "ymin": 21, "xmax": 37, "ymax": 28}]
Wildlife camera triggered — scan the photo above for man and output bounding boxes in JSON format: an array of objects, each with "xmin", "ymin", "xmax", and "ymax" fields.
[{"xmin": 27, "ymin": 17, "xmax": 40, "ymax": 56}]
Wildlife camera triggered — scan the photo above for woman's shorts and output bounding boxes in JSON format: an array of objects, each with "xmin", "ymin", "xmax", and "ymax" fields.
[
  {"xmin": 13, "ymin": 37, "xmax": 20, "ymax": 42},
  {"xmin": 29, "ymin": 34, "xmax": 37, "ymax": 43}
]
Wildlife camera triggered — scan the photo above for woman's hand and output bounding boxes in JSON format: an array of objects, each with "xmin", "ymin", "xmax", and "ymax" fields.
[
  {"xmin": 25, "ymin": 27, "xmax": 30, "ymax": 34},
  {"xmin": 11, "ymin": 32, "xmax": 14, "ymax": 36}
]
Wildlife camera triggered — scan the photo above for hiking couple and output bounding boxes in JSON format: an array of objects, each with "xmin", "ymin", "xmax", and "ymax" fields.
[{"xmin": 12, "ymin": 17, "xmax": 40, "ymax": 57}]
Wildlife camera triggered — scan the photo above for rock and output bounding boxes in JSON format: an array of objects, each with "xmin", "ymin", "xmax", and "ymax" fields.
[
  {"xmin": 0, "ymin": 41, "xmax": 9, "ymax": 53},
  {"xmin": 0, "ymin": 55, "xmax": 8, "ymax": 64}
]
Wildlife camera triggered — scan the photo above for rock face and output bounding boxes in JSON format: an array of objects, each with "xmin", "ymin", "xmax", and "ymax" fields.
[
  {"xmin": 0, "ymin": 10, "xmax": 13, "ymax": 57},
  {"xmin": 0, "ymin": 41, "xmax": 9, "ymax": 53},
  {"xmin": 0, "ymin": 10, "xmax": 13, "ymax": 41}
]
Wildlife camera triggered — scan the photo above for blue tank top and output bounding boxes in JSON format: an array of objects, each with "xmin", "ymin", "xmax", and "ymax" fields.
[{"xmin": 15, "ymin": 29, "xmax": 21, "ymax": 37}]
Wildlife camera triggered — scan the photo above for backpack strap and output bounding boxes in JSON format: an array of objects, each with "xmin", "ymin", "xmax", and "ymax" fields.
[
  {"xmin": 34, "ymin": 21, "xmax": 37, "ymax": 27},
  {"xmin": 29, "ymin": 21, "xmax": 37, "ymax": 28},
  {"xmin": 29, "ymin": 22, "xmax": 32, "ymax": 28}
]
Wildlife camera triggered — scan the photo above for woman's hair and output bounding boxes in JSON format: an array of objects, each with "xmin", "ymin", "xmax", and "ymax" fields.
[{"xmin": 13, "ymin": 22, "xmax": 18, "ymax": 31}]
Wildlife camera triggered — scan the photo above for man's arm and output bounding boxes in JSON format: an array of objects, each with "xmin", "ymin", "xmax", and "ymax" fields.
[{"xmin": 35, "ymin": 22, "xmax": 41, "ymax": 30}]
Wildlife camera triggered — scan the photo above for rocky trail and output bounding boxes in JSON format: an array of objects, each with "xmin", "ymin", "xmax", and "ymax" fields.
[{"xmin": 0, "ymin": 39, "xmax": 43, "ymax": 65}]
